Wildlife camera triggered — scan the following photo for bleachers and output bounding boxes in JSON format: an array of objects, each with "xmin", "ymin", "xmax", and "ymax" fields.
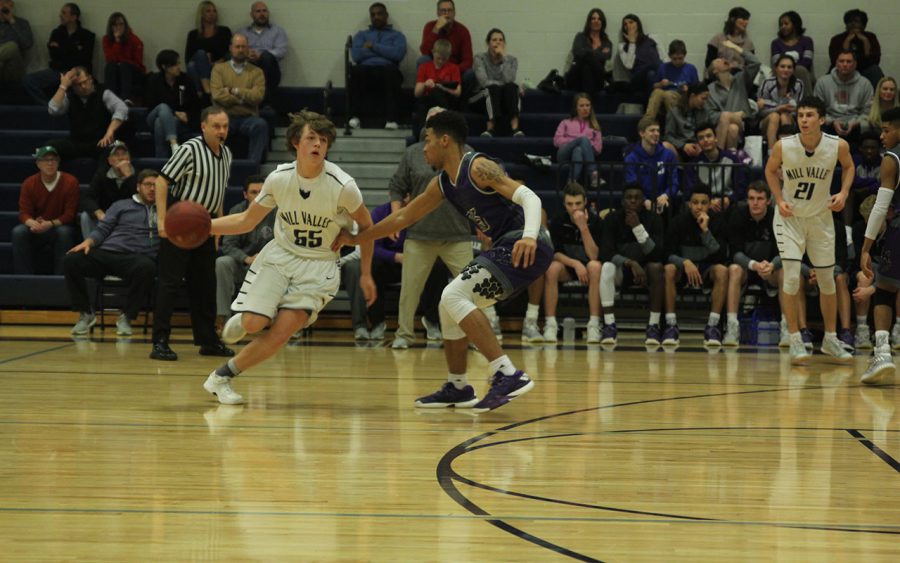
[{"xmin": 0, "ymin": 84, "xmax": 771, "ymax": 324}]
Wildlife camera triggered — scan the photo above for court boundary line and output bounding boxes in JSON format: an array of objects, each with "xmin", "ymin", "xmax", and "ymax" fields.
[{"xmin": 438, "ymin": 387, "xmax": 900, "ymax": 560}]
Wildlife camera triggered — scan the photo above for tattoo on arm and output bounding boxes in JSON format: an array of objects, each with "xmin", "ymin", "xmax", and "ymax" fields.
[{"xmin": 474, "ymin": 158, "xmax": 505, "ymax": 186}]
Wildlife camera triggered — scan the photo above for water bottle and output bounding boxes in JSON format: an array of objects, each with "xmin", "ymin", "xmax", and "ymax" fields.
[{"xmin": 562, "ymin": 317, "xmax": 576, "ymax": 342}]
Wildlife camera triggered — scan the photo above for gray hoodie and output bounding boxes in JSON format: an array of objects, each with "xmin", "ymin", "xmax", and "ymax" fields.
[
  {"xmin": 813, "ymin": 68, "xmax": 874, "ymax": 127},
  {"xmin": 705, "ymin": 49, "xmax": 761, "ymax": 124}
]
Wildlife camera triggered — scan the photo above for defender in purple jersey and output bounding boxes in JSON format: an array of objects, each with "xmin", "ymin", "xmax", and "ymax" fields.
[
  {"xmin": 859, "ymin": 107, "xmax": 900, "ymax": 385},
  {"xmin": 334, "ymin": 111, "xmax": 553, "ymax": 412}
]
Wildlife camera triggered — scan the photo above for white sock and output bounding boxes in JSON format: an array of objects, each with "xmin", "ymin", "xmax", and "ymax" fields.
[
  {"xmin": 790, "ymin": 332, "xmax": 803, "ymax": 344},
  {"xmin": 448, "ymin": 373, "xmax": 468, "ymax": 390},
  {"xmin": 708, "ymin": 312, "xmax": 721, "ymax": 326},
  {"xmin": 589, "ymin": 315, "xmax": 601, "ymax": 326},
  {"xmin": 875, "ymin": 330, "xmax": 890, "ymax": 349},
  {"xmin": 666, "ymin": 313, "xmax": 677, "ymax": 326},
  {"xmin": 894, "ymin": 316, "xmax": 900, "ymax": 327},
  {"xmin": 856, "ymin": 316, "xmax": 868, "ymax": 328},
  {"xmin": 825, "ymin": 331, "xmax": 837, "ymax": 341},
  {"xmin": 603, "ymin": 314, "xmax": 615, "ymax": 325},
  {"xmin": 489, "ymin": 355, "xmax": 517, "ymax": 376},
  {"xmin": 649, "ymin": 312, "xmax": 661, "ymax": 325},
  {"xmin": 726, "ymin": 313, "xmax": 738, "ymax": 325},
  {"xmin": 545, "ymin": 315, "xmax": 557, "ymax": 327},
  {"xmin": 526, "ymin": 303, "xmax": 540, "ymax": 321}
]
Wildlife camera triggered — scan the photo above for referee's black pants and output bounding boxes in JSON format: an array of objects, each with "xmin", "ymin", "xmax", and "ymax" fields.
[{"xmin": 152, "ymin": 237, "xmax": 218, "ymax": 346}]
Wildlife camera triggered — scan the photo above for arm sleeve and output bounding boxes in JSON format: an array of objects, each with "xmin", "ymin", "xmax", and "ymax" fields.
[
  {"xmin": 81, "ymin": 174, "xmax": 102, "ymax": 214},
  {"xmin": 350, "ymin": 31, "xmax": 369, "ymax": 63},
  {"xmin": 598, "ymin": 218, "xmax": 616, "ymax": 262},
  {"xmin": 48, "ymin": 94, "xmax": 69, "ymax": 116},
  {"xmin": 457, "ymin": 28, "xmax": 473, "ymax": 71},
  {"xmin": 12, "ymin": 18, "xmax": 33, "ymax": 51},
  {"xmin": 375, "ymin": 30, "xmax": 407, "ymax": 64},
  {"xmin": 419, "ymin": 21, "xmax": 438, "ymax": 56},
  {"xmin": 242, "ymin": 68, "xmax": 266, "ymax": 106},
  {"xmin": 210, "ymin": 64, "xmax": 238, "ymax": 107},
  {"xmin": 160, "ymin": 144, "xmax": 193, "ymax": 185},
  {"xmin": 473, "ymin": 54, "xmax": 491, "ymax": 88},
  {"xmin": 58, "ymin": 179, "xmax": 80, "ymax": 225},
  {"xmin": 337, "ymin": 182, "xmax": 365, "ymax": 214},
  {"xmin": 185, "ymin": 30, "xmax": 197, "ymax": 62},
  {"xmin": 705, "ymin": 44, "xmax": 718, "ymax": 70},
  {"xmin": 269, "ymin": 27, "xmax": 289, "ymax": 60},
  {"xmin": 222, "ymin": 232, "xmax": 249, "ymax": 263},
  {"xmin": 387, "ymin": 152, "xmax": 416, "ymax": 202},
  {"xmin": 501, "ymin": 56, "xmax": 517, "ymax": 84},
  {"xmin": 102, "ymin": 90, "xmax": 129, "ymax": 122},
  {"xmin": 618, "ymin": 42, "xmax": 636, "ymax": 69},
  {"xmin": 571, "ymin": 33, "xmax": 589, "ymax": 60}
]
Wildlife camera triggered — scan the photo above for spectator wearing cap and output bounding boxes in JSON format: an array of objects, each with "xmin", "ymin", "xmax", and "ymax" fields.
[
  {"xmin": 47, "ymin": 65, "xmax": 129, "ymax": 160},
  {"xmin": 12, "ymin": 146, "xmax": 79, "ymax": 274},
  {"xmin": 63, "ymin": 168, "xmax": 160, "ymax": 337},
  {"xmin": 79, "ymin": 140, "xmax": 137, "ymax": 238}
]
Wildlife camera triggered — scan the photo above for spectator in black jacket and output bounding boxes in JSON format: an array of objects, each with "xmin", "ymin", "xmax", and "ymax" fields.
[
  {"xmin": 23, "ymin": 3, "xmax": 94, "ymax": 104},
  {"xmin": 145, "ymin": 49, "xmax": 200, "ymax": 157},
  {"xmin": 79, "ymin": 140, "xmax": 136, "ymax": 238},
  {"xmin": 598, "ymin": 183, "xmax": 665, "ymax": 345},
  {"xmin": 185, "ymin": 0, "xmax": 231, "ymax": 100},
  {"xmin": 47, "ymin": 66, "xmax": 129, "ymax": 160},
  {"xmin": 662, "ymin": 184, "xmax": 730, "ymax": 346},
  {"xmin": 724, "ymin": 181, "xmax": 780, "ymax": 346}
]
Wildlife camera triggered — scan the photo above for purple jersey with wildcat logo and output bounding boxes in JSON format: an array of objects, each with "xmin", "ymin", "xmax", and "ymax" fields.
[
  {"xmin": 437, "ymin": 151, "xmax": 525, "ymax": 238},
  {"xmin": 437, "ymin": 151, "xmax": 554, "ymax": 300}
]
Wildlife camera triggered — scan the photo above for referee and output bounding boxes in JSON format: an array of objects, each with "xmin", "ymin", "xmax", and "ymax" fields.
[{"xmin": 150, "ymin": 106, "xmax": 236, "ymax": 361}]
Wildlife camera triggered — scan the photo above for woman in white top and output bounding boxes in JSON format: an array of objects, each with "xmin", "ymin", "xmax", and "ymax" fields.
[{"xmin": 757, "ymin": 55, "xmax": 804, "ymax": 150}]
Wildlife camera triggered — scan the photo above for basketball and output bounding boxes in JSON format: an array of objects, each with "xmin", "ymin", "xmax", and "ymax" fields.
[{"xmin": 164, "ymin": 201, "xmax": 211, "ymax": 249}]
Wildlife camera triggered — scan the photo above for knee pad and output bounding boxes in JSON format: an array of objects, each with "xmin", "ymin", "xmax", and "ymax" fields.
[
  {"xmin": 874, "ymin": 286, "xmax": 896, "ymax": 308},
  {"xmin": 600, "ymin": 262, "xmax": 617, "ymax": 307},
  {"xmin": 782, "ymin": 260, "xmax": 802, "ymax": 295},
  {"xmin": 440, "ymin": 263, "xmax": 499, "ymax": 325},
  {"xmin": 438, "ymin": 299, "xmax": 466, "ymax": 341},
  {"xmin": 815, "ymin": 266, "xmax": 835, "ymax": 295}
]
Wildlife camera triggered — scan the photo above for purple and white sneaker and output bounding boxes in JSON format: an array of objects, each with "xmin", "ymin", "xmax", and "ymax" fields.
[
  {"xmin": 703, "ymin": 325, "xmax": 722, "ymax": 346},
  {"xmin": 414, "ymin": 382, "xmax": 478, "ymax": 408},
  {"xmin": 645, "ymin": 324, "xmax": 662, "ymax": 345},
  {"xmin": 472, "ymin": 370, "xmax": 534, "ymax": 413},
  {"xmin": 601, "ymin": 323, "xmax": 617, "ymax": 345},
  {"xmin": 800, "ymin": 328, "xmax": 814, "ymax": 351},
  {"xmin": 837, "ymin": 328, "xmax": 855, "ymax": 352},
  {"xmin": 662, "ymin": 324, "xmax": 680, "ymax": 346}
]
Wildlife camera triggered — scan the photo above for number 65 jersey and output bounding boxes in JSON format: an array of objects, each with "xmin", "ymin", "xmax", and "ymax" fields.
[
  {"xmin": 780, "ymin": 133, "xmax": 839, "ymax": 218},
  {"xmin": 256, "ymin": 160, "xmax": 362, "ymax": 259}
]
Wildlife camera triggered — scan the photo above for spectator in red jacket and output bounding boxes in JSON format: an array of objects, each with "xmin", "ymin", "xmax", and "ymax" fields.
[
  {"xmin": 12, "ymin": 146, "xmax": 79, "ymax": 274},
  {"xmin": 418, "ymin": 0, "xmax": 473, "ymax": 93},
  {"xmin": 102, "ymin": 12, "xmax": 145, "ymax": 103}
]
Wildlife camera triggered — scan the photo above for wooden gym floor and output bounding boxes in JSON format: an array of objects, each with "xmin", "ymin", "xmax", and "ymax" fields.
[{"xmin": 0, "ymin": 324, "xmax": 897, "ymax": 561}]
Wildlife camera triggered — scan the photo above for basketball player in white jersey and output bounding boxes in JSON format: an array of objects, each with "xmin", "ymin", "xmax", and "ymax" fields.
[
  {"xmin": 766, "ymin": 96, "xmax": 855, "ymax": 364},
  {"xmin": 201, "ymin": 111, "xmax": 376, "ymax": 404}
]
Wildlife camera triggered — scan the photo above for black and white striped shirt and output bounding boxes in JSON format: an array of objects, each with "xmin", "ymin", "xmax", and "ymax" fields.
[{"xmin": 160, "ymin": 136, "xmax": 232, "ymax": 214}]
